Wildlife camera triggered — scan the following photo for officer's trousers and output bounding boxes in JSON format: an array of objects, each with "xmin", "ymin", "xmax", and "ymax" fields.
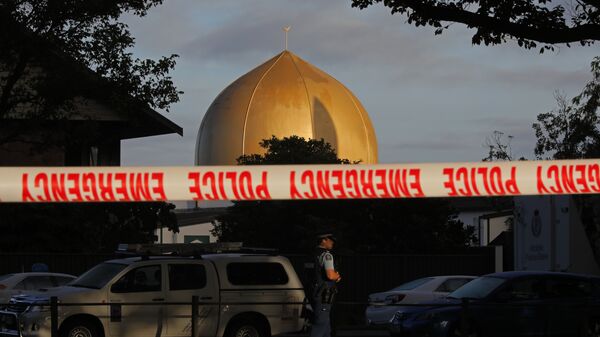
[{"xmin": 310, "ymin": 298, "xmax": 332, "ymax": 337}]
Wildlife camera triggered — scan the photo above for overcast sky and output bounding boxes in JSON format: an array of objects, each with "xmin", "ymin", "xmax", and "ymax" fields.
[{"xmin": 120, "ymin": 0, "xmax": 599, "ymax": 166}]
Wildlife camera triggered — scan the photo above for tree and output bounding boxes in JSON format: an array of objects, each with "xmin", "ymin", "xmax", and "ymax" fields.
[
  {"xmin": 351, "ymin": 0, "xmax": 600, "ymax": 52},
  {"xmin": 213, "ymin": 136, "xmax": 475, "ymax": 253},
  {"xmin": 0, "ymin": 202, "xmax": 178, "ymax": 253},
  {"xmin": 482, "ymin": 130, "xmax": 529, "ymax": 162},
  {"xmin": 533, "ymin": 57, "xmax": 600, "ymax": 159},
  {"xmin": 0, "ymin": 0, "xmax": 182, "ymax": 144},
  {"xmin": 483, "ymin": 130, "xmax": 515, "ymax": 161},
  {"xmin": 237, "ymin": 136, "xmax": 352, "ymax": 165},
  {"xmin": 0, "ymin": 1, "xmax": 181, "ymax": 254},
  {"xmin": 532, "ymin": 57, "xmax": 600, "ymax": 265}
]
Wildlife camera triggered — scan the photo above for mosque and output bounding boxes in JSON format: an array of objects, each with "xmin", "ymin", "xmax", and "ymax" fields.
[
  {"xmin": 162, "ymin": 48, "xmax": 379, "ymax": 244},
  {"xmin": 152, "ymin": 46, "xmax": 600, "ymax": 276},
  {"xmin": 195, "ymin": 50, "xmax": 378, "ymax": 166}
]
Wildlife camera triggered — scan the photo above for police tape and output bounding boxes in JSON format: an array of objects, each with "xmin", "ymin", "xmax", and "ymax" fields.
[{"xmin": 0, "ymin": 159, "xmax": 599, "ymax": 202}]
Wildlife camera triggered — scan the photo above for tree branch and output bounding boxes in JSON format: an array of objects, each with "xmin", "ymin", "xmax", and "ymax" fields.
[
  {"xmin": 0, "ymin": 51, "xmax": 29, "ymax": 117},
  {"xmin": 580, "ymin": 0, "xmax": 600, "ymax": 8},
  {"xmin": 400, "ymin": 0, "xmax": 600, "ymax": 43}
]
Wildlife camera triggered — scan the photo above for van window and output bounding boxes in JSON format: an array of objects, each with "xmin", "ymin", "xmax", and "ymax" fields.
[
  {"xmin": 111, "ymin": 265, "xmax": 161, "ymax": 293},
  {"xmin": 226, "ymin": 263, "xmax": 288, "ymax": 286},
  {"xmin": 169, "ymin": 264, "xmax": 207, "ymax": 290}
]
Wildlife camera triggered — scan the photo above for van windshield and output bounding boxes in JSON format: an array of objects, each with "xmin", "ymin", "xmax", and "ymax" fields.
[{"xmin": 70, "ymin": 263, "xmax": 127, "ymax": 289}]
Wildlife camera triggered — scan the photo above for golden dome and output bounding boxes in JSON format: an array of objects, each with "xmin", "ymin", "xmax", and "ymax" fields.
[{"xmin": 195, "ymin": 50, "xmax": 378, "ymax": 165}]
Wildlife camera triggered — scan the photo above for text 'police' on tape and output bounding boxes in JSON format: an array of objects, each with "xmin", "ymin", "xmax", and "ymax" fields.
[{"xmin": 0, "ymin": 160, "xmax": 598, "ymax": 202}]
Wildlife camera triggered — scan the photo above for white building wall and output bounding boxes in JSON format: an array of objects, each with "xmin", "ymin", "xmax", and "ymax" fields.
[
  {"xmin": 457, "ymin": 211, "xmax": 510, "ymax": 245},
  {"xmin": 479, "ymin": 215, "xmax": 511, "ymax": 246},
  {"xmin": 156, "ymin": 222, "xmax": 217, "ymax": 244}
]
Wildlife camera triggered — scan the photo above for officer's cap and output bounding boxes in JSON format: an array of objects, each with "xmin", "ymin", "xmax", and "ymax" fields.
[{"xmin": 316, "ymin": 233, "xmax": 336, "ymax": 242}]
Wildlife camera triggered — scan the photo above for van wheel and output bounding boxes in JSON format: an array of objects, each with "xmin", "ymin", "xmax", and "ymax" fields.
[
  {"xmin": 60, "ymin": 319, "xmax": 100, "ymax": 337},
  {"xmin": 226, "ymin": 319, "xmax": 264, "ymax": 337}
]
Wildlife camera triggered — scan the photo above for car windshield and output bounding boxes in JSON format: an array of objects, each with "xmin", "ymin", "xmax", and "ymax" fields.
[
  {"xmin": 70, "ymin": 263, "xmax": 127, "ymax": 289},
  {"xmin": 0, "ymin": 274, "xmax": 14, "ymax": 282},
  {"xmin": 448, "ymin": 276, "xmax": 506, "ymax": 299},
  {"xmin": 392, "ymin": 277, "xmax": 434, "ymax": 291}
]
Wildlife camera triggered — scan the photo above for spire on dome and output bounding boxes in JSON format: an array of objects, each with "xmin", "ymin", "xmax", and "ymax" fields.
[{"xmin": 283, "ymin": 26, "xmax": 291, "ymax": 50}]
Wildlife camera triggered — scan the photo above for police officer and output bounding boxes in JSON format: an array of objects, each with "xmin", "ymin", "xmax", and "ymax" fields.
[{"xmin": 311, "ymin": 233, "xmax": 341, "ymax": 337}]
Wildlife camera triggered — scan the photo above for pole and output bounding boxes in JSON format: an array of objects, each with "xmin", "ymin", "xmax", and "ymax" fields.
[
  {"xmin": 460, "ymin": 298, "xmax": 470, "ymax": 336},
  {"xmin": 50, "ymin": 296, "xmax": 58, "ymax": 337},
  {"xmin": 283, "ymin": 26, "xmax": 291, "ymax": 50},
  {"xmin": 191, "ymin": 295, "xmax": 199, "ymax": 337}
]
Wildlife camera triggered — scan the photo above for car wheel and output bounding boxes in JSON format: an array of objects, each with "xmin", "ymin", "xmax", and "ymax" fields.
[
  {"xmin": 226, "ymin": 320, "xmax": 264, "ymax": 337},
  {"xmin": 60, "ymin": 319, "xmax": 100, "ymax": 337}
]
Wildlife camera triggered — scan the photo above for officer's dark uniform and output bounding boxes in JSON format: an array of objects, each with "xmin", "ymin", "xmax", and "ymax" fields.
[{"xmin": 310, "ymin": 241, "xmax": 338, "ymax": 337}]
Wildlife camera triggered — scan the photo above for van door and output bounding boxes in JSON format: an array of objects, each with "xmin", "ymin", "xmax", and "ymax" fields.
[
  {"xmin": 108, "ymin": 264, "xmax": 165, "ymax": 337},
  {"xmin": 165, "ymin": 262, "xmax": 219, "ymax": 337}
]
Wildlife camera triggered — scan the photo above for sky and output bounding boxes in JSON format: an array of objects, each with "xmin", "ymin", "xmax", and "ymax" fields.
[{"xmin": 120, "ymin": 0, "xmax": 599, "ymax": 166}]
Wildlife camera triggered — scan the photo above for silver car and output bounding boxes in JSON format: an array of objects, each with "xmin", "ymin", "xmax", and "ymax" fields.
[
  {"xmin": 0, "ymin": 273, "xmax": 76, "ymax": 305},
  {"xmin": 365, "ymin": 275, "xmax": 476, "ymax": 326}
]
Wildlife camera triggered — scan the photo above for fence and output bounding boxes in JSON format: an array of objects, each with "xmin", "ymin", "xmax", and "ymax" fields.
[
  {"xmin": 287, "ymin": 248, "xmax": 497, "ymax": 325},
  {"xmin": 0, "ymin": 249, "xmax": 497, "ymax": 326},
  {"xmin": 1, "ymin": 296, "xmax": 597, "ymax": 337},
  {"xmin": 0, "ymin": 248, "xmax": 497, "ymax": 327}
]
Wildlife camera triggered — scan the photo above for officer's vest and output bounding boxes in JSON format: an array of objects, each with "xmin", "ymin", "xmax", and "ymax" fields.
[{"xmin": 313, "ymin": 247, "xmax": 335, "ymax": 291}]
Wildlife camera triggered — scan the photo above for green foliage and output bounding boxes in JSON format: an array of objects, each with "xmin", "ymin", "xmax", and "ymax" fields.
[
  {"xmin": 214, "ymin": 136, "xmax": 475, "ymax": 253},
  {"xmin": 351, "ymin": 0, "xmax": 600, "ymax": 51},
  {"xmin": 0, "ymin": 202, "xmax": 178, "ymax": 253},
  {"xmin": 0, "ymin": 1, "xmax": 183, "ymax": 254},
  {"xmin": 532, "ymin": 57, "xmax": 600, "ymax": 267},
  {"xmin": 482, "ymin": 130, "xmax": 528, "ymax": 161},
  {"xmin": 237, "ymin": 136, "xmax": 352, "ymax": 165},
  {"xmin": 0, "ymin": 0, "xmax": 181, "ymax": 127},
  {"xmin": 533, "ymin": 57, "xmax": 600, "ymax": 159},
  {"xmin": 483, "ymin": 130, "xmax": 515, "ymax": 161}
]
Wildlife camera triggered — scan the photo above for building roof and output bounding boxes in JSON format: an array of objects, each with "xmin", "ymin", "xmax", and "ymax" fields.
[
  {"xmin": 196, "ymin": 50, "xmax": 377, "ymax": 165},
  {"xmin": 175, "ymin": 207, "xmax": 228, "ymax": 227},
  {"xmin": 1, "ymin": 16, "xmax": 182, "ymax": 139}
]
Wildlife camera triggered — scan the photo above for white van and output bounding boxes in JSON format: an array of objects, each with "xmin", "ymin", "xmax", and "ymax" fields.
[{"xmin": 0, "ymin": 243, "xmax": 306, "ymax": 337}]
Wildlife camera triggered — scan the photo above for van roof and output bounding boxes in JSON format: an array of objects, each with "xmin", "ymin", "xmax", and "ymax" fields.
[{"xmin": 104, "ymin": 254, "xmax": 281, "ymax": 264}]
